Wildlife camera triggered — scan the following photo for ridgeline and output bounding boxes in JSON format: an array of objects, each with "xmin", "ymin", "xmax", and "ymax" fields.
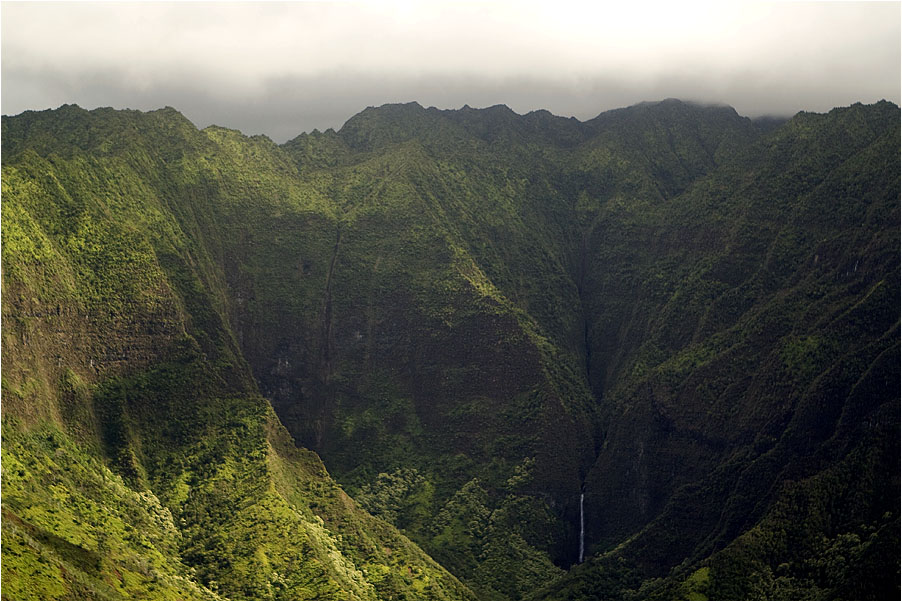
[{"xmin": 2, "ymin": 98, "xmax": 898, "ymax": 600}]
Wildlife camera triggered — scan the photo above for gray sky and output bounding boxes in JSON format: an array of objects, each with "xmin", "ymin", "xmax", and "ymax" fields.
[{"xmin": 2, "ymin": 1, "xmax": 900, "ymax": 142}]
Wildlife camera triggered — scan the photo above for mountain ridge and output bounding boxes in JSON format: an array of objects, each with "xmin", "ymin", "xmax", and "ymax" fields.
[{"xmin": 2, "ymin": 98, "xmax": 898, "ymax": 600}]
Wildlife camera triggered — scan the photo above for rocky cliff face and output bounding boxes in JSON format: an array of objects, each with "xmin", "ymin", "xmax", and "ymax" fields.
[{"xmin": 2, "ymin": 99, "xmax": 898, "ymax": 600}]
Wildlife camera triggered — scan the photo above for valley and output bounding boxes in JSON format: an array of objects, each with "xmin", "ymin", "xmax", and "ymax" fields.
[{"xmin": 2, "ymin": 98, "xmax": 898, "ymax": 600}]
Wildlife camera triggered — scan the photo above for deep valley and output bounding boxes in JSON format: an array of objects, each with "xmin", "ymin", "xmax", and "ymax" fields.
[{"xmin": 2, "ymin": 98, "xmax": 899, "ymax": 600}]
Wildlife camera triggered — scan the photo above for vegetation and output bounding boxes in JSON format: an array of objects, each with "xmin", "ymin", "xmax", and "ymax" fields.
[
  {"xmin": 2, "ymin": 98, "xmax": 898, "ymax": 599},
  {"xmin": 1, "ymin": 106, "xmax": 471, "ymax": 600}
]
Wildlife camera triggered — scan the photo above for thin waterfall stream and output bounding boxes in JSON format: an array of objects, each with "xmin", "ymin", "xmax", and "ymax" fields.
[{"xmin": 579, "ymin": 492, "xmax": 585, "ymax": 563}]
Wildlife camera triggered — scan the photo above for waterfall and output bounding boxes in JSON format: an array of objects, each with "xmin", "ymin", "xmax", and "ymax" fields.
[{"xmin": 578, "ymin": 492, "xmax": 585, "ymax": 563}]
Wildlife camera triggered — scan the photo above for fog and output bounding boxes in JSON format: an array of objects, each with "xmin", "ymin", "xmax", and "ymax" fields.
[{"xmin": 3, "ymin": 1, "xmax": 899, "ymax": 142}]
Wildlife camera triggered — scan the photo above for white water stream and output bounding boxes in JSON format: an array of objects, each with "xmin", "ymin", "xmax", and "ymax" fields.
[{"xmin": 578, "ymin": 492, "xmax": 585, "ymax": 563}]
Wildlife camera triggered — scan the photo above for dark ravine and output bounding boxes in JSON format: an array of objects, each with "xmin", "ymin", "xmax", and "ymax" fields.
[{"xmin": 2, "ymin": 99, "xmax": 899, "ymax": 600}]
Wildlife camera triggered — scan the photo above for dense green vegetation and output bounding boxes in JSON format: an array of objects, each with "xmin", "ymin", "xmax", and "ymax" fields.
[
  {"xmin": 1, "ymin": 107, "xmax": 471, "ymax": 600},
  {"xmin": 2, "ymin": 98, "xmax": 898, "ymax": 600}
]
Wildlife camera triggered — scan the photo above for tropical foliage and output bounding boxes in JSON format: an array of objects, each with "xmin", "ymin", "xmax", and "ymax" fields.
[{"xmin": 2, "ymin": 99, "xmax": 898, "ymax": 599}]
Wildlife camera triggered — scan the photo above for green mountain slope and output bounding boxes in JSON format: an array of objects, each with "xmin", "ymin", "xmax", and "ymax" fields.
[
  {"xmin": 539, "ymin": 101, "xmax": 900, "ymax": 599},
  {"xmin": 1, "ymin": 106, "xmax": 472, "ymax": 600},
  {"xmin": 2, "ymin": 99, "xmax": 898, "ymax": 600}
]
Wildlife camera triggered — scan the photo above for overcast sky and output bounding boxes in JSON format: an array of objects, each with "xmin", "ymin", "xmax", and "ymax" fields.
[{"xmin": 2, "ymin": 1, "xmax": 899, "ymax": 142}]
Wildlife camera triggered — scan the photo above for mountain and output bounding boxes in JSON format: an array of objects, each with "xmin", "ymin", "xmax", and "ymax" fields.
[
  {"xmin": 2, "ymin": 99, "xmax": 898, "ymax": 600},
  {"xmin": 0, "ymin": 106, "xmax": 472, "ymax": 600}
]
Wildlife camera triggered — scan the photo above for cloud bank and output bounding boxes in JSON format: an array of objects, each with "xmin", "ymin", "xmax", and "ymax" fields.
[{"xmin": 3, "ymin": 1, "xmax": 899, "ymax": 141}]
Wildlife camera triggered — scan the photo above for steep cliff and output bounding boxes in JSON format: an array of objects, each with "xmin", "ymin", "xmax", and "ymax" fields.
[
  {"xmin": 2, "ymin": 99, "xmax": 898, "ymax": 600},
  {"xmin": 1, "ymin": 106, "xmax": 472, "ymax": 600}
]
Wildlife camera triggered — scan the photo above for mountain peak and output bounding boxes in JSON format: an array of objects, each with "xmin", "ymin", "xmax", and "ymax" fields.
[{"xmin": 337, "ymin": 101, "xmax": 448, "ymax": 151}]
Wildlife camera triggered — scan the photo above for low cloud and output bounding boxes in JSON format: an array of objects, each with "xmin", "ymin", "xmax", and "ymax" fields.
[{"xmin": 3, "ymin": 2, "xmax": 899, "ymax": 142}]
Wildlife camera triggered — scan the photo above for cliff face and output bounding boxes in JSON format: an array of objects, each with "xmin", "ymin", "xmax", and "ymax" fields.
[
  {"xmin": 552, "ymin": 102, "xmax": 901, "ymax": 600},
  {"xmin": 1, "ymin": 106, "xmax": 472, "ymax": 601},
  {"xmin": 213, "ymin": 108, "xmax": 599, "ymax": 595},
  {"xmin": 2, "ymin": 99, "xmax": 898, "ymax": 600}
]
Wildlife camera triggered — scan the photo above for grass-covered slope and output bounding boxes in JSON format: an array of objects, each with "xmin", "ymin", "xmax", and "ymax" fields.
[
  {"xmin": 1, "ymin": 106, "xmax": 472, "ymax": 600},
  {"xmin": 2, "ymin": 99, "xmax": 898, "ymax": 601}
]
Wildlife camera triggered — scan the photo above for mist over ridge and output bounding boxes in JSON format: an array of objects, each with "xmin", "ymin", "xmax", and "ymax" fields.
[{"xmin": 3, "ymin": 1, "xmax": 899, "ymax": 141}]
